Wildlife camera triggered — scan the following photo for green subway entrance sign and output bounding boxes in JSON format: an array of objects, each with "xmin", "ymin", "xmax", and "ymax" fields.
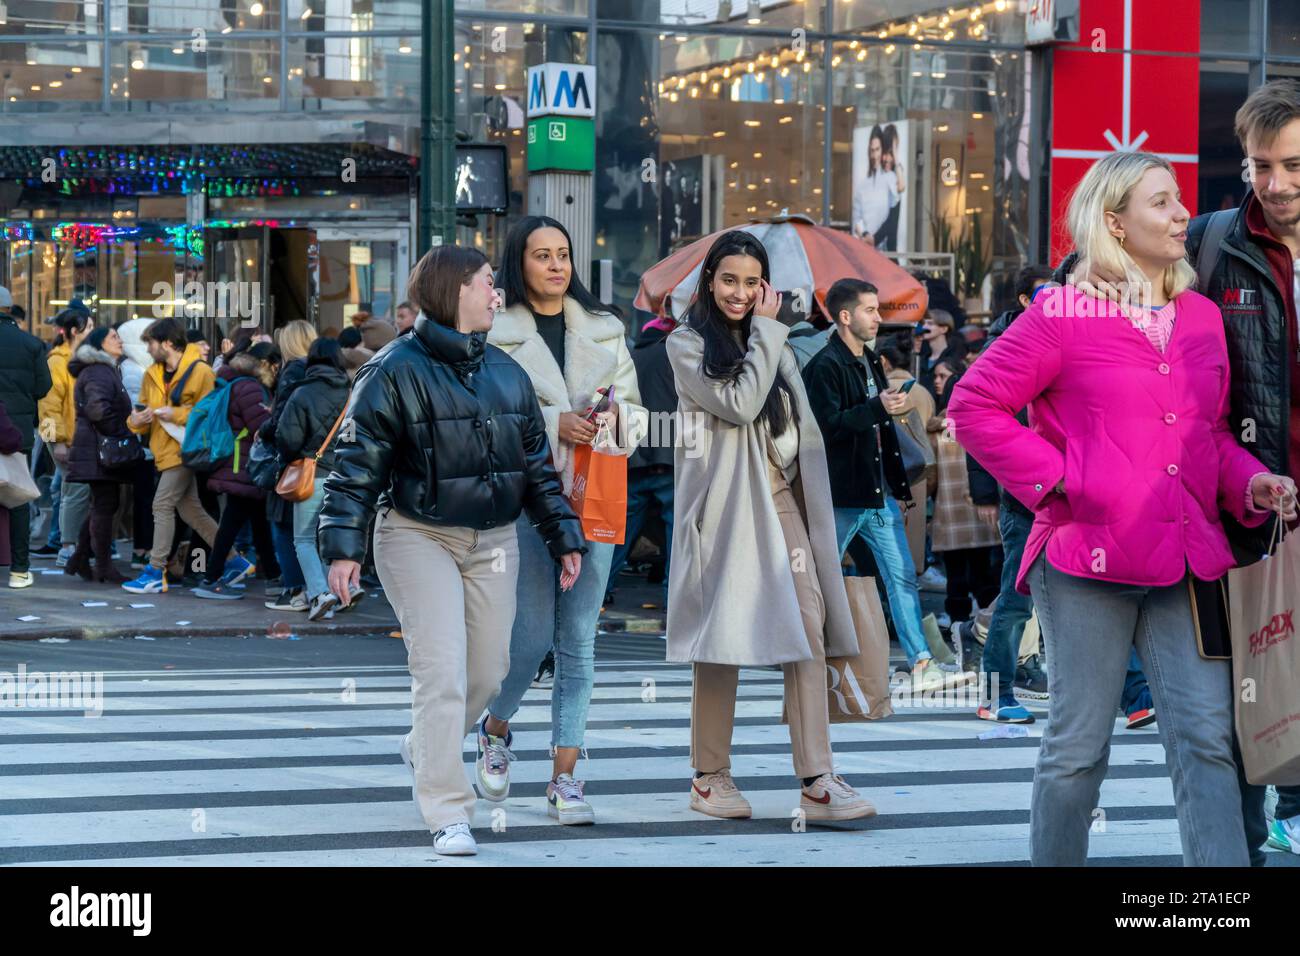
[{"xmin": 525, "ymin": 63, "xmax": 594, "ymax": 174}]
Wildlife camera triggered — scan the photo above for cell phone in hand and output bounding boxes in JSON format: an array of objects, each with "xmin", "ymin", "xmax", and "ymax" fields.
[
  {"xmin": 582, "ymin": 386, "xmax": 616, "ymax": 423},
  {"xmin": 899, "ymin": 379, "xmax": 917, "ymax": 393},
  {"xmin": 133, "ymin": 403, "xmax": 148, "ymax": 412}
]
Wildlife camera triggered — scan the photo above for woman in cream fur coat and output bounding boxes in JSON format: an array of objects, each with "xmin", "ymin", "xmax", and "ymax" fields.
[{"xmin": 479, "ymin": 216, "xmax": 647, "ymax": 825}]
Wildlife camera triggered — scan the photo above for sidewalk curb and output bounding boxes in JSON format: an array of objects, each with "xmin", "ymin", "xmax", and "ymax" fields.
[{"xmin": 0, "ymin": 620, "xmax": 401, "ymax": 642}]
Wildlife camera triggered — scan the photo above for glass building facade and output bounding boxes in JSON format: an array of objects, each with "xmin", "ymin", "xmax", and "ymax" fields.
[{"xmin": 0, "ymin": 0, "xmax": 1298, "ymax": 334}]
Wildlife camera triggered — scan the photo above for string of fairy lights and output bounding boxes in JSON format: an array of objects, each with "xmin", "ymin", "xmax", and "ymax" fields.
[{"xmin": 658, "ymin": 1, "xmax": 1014, "ymax": 101}]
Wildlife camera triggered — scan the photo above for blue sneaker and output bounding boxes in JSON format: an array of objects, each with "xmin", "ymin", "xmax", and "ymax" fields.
[
  {"xmin": 220, "ymin": 554, "xmax": 255, "ymax": 587},
  {"xmin": 977, "ymin": 703, "xmax": 1036, "ymax": 723},
  {"xmin": 122, "ymin": 565, "xmax": 167, "ymax": 594}
]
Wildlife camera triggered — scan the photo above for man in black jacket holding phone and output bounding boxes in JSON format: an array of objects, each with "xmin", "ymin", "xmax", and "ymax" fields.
[{"xmin": 804, "ymin": 279, "xmax": 942, "ymax": 682}]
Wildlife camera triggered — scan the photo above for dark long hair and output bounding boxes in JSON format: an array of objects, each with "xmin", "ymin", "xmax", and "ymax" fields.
[
  {"xmin": 868, "ymin": 124, "xmax": 885, "ymax": 176},
  {"xmin": 684, "ymin": 230, "xmax": 797, "ymax": 437},
  {"xmin": 497, "ymin": 215, "xmax": 620, "ymax": 318}
]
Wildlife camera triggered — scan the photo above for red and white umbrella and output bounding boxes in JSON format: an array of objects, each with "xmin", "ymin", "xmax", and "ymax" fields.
[{"xmin": 634, "ymin": 214, "xmax": 928, "ymax": 323}]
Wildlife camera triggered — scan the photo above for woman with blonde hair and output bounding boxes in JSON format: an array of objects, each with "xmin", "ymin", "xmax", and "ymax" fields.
[
  {"xmin": 276, "ymin": 319, "xmax": 318, "ymax": 365},
  {"xmin": 949, "ymin": 150, "xmax": 1297, "ymax": 866},
  {"xmin": 259, "ymin": 320, "xmax": 319, "ymax": 610}
]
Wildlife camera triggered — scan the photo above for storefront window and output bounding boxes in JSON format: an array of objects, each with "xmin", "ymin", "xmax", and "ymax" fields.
[
  {"xmin": 108, "ymin": 38, "xmax": 280, "ymax": 108},
  {"xmin": 455, "ymin": 0, "xmax": 588, "ymax": 18},
  {"xmin": 1199, "ymin": 62, "xmax": 1251, "ymax": 215},
  {"xmin": 288, "ymin": 0, "xmax": 422, "ymax": 34},
  {"xmin": 314, "ymin": 235, "xmax": 404, "ymax": 335},
  {"xmin": 599, "ymin": 0, "xmax": 823, "ymax": 33},
  {"xmin": 831, "ymin": 40, "xmax": 1026, "ymax": 309},
  {"xmin": 1269, "ymin": 2, "xmax": 1300, "ymax": 55},
  {"xmin": 834, "ymin": 0, "xmax": 1025, "ymax": 45},
  {"xmin": 1200, "ymin": 0, "xmax": 1261, "ymax": 55},
  {"xmin": 0, "ymin": 40, "xmax": 104, "ymax": 112},
  {"xmin": 595, "ymin": 29, "xmax": 826, "ymax": 314},
  {"xmin": 0, "ymin": 0, "xmax": 103, "ymax": 36},
  {"xmin": 115, "ymin": 0, "xmax": 281, "ymax": 34},
  {"xmin": 286, "ymin": 34, "xmax": 420, "ymax": 110}
]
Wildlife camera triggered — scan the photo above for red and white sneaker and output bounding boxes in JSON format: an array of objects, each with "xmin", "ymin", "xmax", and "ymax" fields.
[
  {"xmin": 688, "ymin": 770, "xmax": 752, "ymax": 819},
  {"xmin": 800, "ymin": 773, "xmax": 877, "ymax": 822}
]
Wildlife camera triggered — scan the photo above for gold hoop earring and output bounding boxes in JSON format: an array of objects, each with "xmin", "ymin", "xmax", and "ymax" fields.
[{"xmin": 1117, "ymin": 235, "xmax": 1126, "ymax": 248}]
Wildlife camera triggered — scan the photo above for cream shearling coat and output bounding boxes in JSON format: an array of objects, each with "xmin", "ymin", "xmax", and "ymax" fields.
[
  {"xmin": 665, "ymin": 315, "xmax": 858, "ymax": 666},
  {"xmin": 488, "ymin": 297, "xmax": 648, "ymax": 496}
]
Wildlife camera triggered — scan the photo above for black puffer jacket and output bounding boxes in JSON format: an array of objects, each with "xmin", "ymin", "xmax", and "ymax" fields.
[
  {"xmin": 67, "ymin": 345, "xmax": 135, "ymax": 483},
  {"xmin": 0, "ymin": 316, "xmax": 52, "ymax": 451},
  {"xmin": 276, "ymin": 364, "xmax": 350, "ymax": 473},
  {"xmin": 259, "ymin": 357, "xmax": 307, "ymax": 443},
  {"xmin": 318, "ymin": 315, "xmax": 586, "ymax": 564}
]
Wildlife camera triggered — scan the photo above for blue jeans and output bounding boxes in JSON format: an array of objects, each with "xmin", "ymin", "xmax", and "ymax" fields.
[
  {"xmin": 834, "ymin": 501, "xmax": 932, "ymax": 666},
  {"xmin": 606, "ymin": 469, "xmax": 673, "ymax": 601},
  {"xmin": 1027, "ymin": 554, "xmax": 1247, "ymax": 866},
  {"xmin": 983, "ymin": 505, "xmax": 1034, "ymax": 706},
  {"xmin": 271, "ymin": 514, "xmax": 304, "ymax": 591},
  {"xmin": 1121, "ymin": 648, "xmax": 1153, "ymax": 715},
  {"xmin": 292, "ymin": 479, "xmax": 329, "ymax": 600},
  {"xmin": 488, "ymin": 516, "xmax": 614, "ymax": 749},
  {"xmin": 47, "ymin": 467, "xmax": 62, "ymax": 548}
]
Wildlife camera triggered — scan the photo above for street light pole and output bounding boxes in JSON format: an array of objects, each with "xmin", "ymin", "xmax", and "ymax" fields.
[{"xmin": 419, "ymin": 0, "xmax": 455, "ymax": 257}]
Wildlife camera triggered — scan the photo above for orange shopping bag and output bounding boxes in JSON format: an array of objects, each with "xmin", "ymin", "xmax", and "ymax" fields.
[{"xmin": 569, "ymin": 420, "xmax": 628, "ymax": 545}]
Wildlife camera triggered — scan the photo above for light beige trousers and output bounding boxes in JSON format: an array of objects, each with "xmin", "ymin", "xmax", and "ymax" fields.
[
  {"xmin": 690, "ymin": 460, "xmax": 834, "ymax": 780},
  {"xmin": 374, "ymin": 507, "xmax": 520, "ymax": 831}
]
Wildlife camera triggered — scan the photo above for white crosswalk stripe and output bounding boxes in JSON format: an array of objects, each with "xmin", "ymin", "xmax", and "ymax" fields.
[{"xmin": 0, "ymin": 658, "xmax": 1191, "ymax": 866}]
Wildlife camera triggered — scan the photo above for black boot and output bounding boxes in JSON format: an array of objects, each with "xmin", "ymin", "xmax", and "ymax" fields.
[
  {"xmin": 63, "ymin": 522, "xmax": 94, "ymax": 581},
  {"xmin": 90, "ymin": 511, "xmax": 126, "ymax": 584}
]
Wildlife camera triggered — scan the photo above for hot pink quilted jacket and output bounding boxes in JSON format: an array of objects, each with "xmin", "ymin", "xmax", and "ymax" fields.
[{"xmin": 948, "ymin": 284, "xmax": 1269, "ymax": 595}]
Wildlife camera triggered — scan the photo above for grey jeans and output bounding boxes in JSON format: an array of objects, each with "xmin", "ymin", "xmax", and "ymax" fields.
[{"xmin": 1027, "ymin": 554, "xmax": 1249, "ymax": 867}]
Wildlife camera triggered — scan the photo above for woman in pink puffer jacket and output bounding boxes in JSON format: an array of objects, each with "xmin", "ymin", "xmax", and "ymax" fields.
[{"xmin": 949, "ymin": 151, "xmax": 1297, "ymax": 867}]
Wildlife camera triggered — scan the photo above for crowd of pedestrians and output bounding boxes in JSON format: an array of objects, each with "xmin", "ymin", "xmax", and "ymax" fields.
[{"xmin": 1, "ymin": 81, "xmax": 1298, "ymax": 866}]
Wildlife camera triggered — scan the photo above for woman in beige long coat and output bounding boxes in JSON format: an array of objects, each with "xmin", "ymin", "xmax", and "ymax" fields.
[{"xmin": 665, "ymin": 230, "xmax": 875, "ymax": 824}]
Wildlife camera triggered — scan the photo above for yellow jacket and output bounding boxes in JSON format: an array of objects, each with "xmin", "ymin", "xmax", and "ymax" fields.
[
  {"xmin": 129, "ymin": 342, "xmax": 215, "ymax": 471},
  {"xmin": 37, "ymin": 341, "xmax": 76, "ymax": 445}
]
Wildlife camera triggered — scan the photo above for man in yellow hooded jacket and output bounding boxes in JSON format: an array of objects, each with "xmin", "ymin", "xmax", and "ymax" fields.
[{"xmin": 122, "ymin": 317, "xmax": 221, "ymax": 594}]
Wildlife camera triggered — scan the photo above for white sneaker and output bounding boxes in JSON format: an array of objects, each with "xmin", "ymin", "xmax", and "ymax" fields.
[
  {"xmin": 8, "ymin": 571, "xmax": 33, "ymax": 589},
  {"xmin": 547, "ymin": 773, "xmax": 596, "ymax": 825},
  {"xmin": 908, "ymin": 660, "xmax": 974, "ymax": 693},
  {"xmin": 307, "ymin": 591, "xmax": 340, "ymax": 622},
  {"xmin": 475, "ymin": 722, "xmax": 513, "ymax": 802},
  {"xmin": 917, "ymin": 566, "xmax": 948, "ymax": 592},
  {"xmin": 432, "ymin": 822, "xmax": 477, "ymax": 856}
]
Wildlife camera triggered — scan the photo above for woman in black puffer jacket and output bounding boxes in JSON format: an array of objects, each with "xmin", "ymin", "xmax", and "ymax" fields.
[
  {"xmin": 258, "ymin": 320, "xmax": 316, "ymax": 610},
  {"xmin": 276, "ymin": 338, "xmax": 351, "ymax": 618},
  {"xmin": 65, "ymin": 326, "xmax": 137, "ymax": 583},
  {"xmin": 318, "ymin": 245, "xmax": 585, "ymax": 857}
]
